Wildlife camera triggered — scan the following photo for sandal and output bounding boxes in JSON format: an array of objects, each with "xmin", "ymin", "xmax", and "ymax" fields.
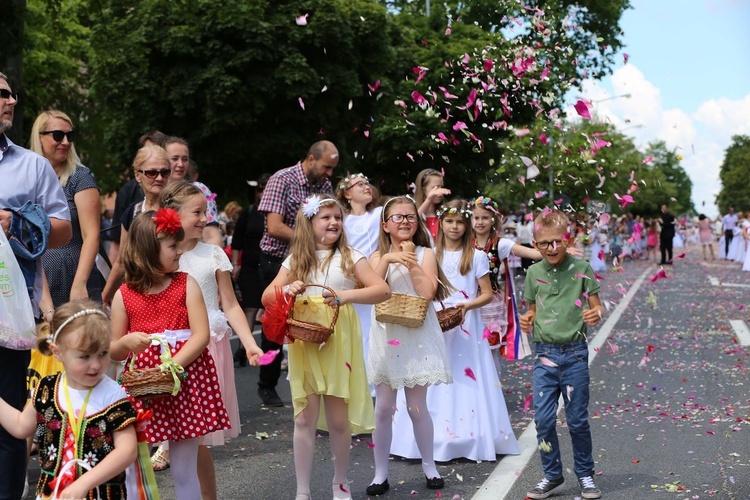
[{"xmin": 151, "ymin": 445, "xmax": 170, "ymax": 471}]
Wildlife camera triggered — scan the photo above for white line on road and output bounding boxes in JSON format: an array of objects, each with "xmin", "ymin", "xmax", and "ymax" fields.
[
  {"xmin": 707, "ymin": 275, "xmax": 750, "ymax": 288},
  {"xmin": 730, "ymin": 320, "xmax": 750, "ymax": 346},
  {"xmin": 708, "ymin": 276, "xmax": 720, "ymax": 286},
  {"xmin": 472, "ymin": 266, "xmax": 653, "ymax": 500}
]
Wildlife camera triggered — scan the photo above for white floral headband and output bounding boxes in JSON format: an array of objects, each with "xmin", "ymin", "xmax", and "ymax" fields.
[
  {"xmin": 48, "ymin": 309, "xmax": 108, "ymax": 344},
  {"xmin": 437, "ymin": 205, "xmax": 473, "ymax": 219},
  {"xmin": 337, "ymin": 173, "xmax": 368, "ymax": 191},
  {"xmin": 301, "ymin": 195, "xmax": 342, "ymax": 219}
]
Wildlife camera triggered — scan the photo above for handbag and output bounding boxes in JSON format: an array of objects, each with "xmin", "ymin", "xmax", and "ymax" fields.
[{"xmin": 0, "ymin": 228, "xmax": 37, "ymax": 350}]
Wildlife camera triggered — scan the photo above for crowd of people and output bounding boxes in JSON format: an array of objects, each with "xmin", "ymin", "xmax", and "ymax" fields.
[{"xmin": 0, "ymin": 71, "xmax": 746, "ymax": 500}]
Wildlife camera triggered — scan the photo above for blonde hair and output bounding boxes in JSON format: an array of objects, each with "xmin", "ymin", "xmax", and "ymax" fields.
[
  {"xmin": 223, "ymin": 201, "xmax": 242, "ymax": 219},
  {"xmin": 37, "ymin": 300, "xmax": 110, "ymax": 355},
  {"xmin": 533, "ymin": 209, "xmax": 570, "ymax": 238},
  {"xmin": 414, "ymin": 168, "xmax": 443, "ymax": 207},
  {"xmin": 287, "ymin": 195, "xmax": 355, "ymax": 282},
  {"xmin": 29, "ymin": 110, "xmax": 81, "ymax": 187},
  {"xmin": 133, "ymin": 144, "xmax": 170, "ymax": 174},
  {"xmin": 122, "ymin": 211, "xmax": 185, "ymax": 293},
  {"xmin": 436, "ymin": 199, "xmax": 474, "ymax": 276},
  {"xmin": 159, "ymin": 181, "xmax": 203, "ymax": 211},
  {"xmin": 378, "ymin": 196, "xmax": 453, "ymax": 301}
]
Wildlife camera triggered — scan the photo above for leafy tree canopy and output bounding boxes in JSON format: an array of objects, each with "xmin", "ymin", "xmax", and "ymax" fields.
[{"xmin": 716, "ymin": 135, "xmax": 750, "ymax": 213}]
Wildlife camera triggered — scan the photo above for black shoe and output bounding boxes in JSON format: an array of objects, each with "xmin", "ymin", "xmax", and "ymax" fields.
[
  {"xmin": 527, "ymin": 476, "xmax": 564, "ymax": 499},
  {"xmin": 425, "ymin": 475, "xmax": 444, "ymax": 489},
  {"xmin": 366, "ymin": 479, "xmax": 389, "ymax": 496},
  {"xmin": 234, "ymin": 346, "xmax": 247, "ymax": 367},
  {"xmin": 578, "ymin": 476, "xmax": 601, "ymax": 499},
  {"xmin": 257, "ymin": 387, "xmax": 283, "ymax": 407}
]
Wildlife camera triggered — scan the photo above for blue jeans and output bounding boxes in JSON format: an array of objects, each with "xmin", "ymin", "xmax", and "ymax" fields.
[{"xmin": 533, "ymin": 342, "xmax": 594, "ymax": 479}]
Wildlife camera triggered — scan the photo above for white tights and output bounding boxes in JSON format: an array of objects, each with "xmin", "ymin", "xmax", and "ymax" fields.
[
  {"xmin": 293, "ymin": 395, "xmax": 353, "ymax": 498},
  {"xmin": 169, "ymin": 437, "xmax": 201, "ymax": 500},
  {"xmin": 371, "ymin": 384, "xmax": 440, "ymax": 484}
]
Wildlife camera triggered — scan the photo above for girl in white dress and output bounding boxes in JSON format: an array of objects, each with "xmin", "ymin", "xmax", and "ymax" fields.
[
  {"xmin": 160, "ymin": 182, "xmax": 264, "ymax": 500},
  {"xmin": 337, "ymin": 173, "xmax": 383, "ymax": 381},
  {"xmin": 391, "ymin": 199, "xmax": 521, "ymax": 462},
  {"xmin": 367, "ymin": 196, "xmax": 452, "ymax": 495}
]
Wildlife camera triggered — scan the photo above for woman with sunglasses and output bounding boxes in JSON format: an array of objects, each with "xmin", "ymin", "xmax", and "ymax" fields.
[
  {"xmin": 30, "ymin": 110, "xmax": 105, "ymax": 308},
  {"xmin": 101, "ymin": 145, "xmax": 172, "ymax": 308}
]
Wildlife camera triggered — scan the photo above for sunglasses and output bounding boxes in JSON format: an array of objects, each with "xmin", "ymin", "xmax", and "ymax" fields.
[
  {"xmin": 137, "ymin": 168, "xmax": 171, "ymax": 179},
  {"xmin": 40, "ymin": 130, "xmax": 76, "ymax": 143},
  {"xmin": 0, "ymin": 89, "xmax": 18, "ymax": 101}
]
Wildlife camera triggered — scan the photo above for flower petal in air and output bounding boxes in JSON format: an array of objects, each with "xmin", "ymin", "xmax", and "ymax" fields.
[
  {"xmin": 387, "ymin": 339, "xmax": 401, "ymax": 346},
  {"xmin": 295, "ymin": 14, "xmax": 309, "ymax": 26},
  {"xmin": 298, "ymin": 97, "xmax": 305, "ymax": 110},
  {"xmin": 464, "ymin": 368, "xmax": 477, "ymax": 381},
  {"xmin": 535, "ymin": 278, "xmax": 551, "ymax": 285},
  {"xmin": 574, "ymin": 99, "xmax": 591, "ymax": 119}
]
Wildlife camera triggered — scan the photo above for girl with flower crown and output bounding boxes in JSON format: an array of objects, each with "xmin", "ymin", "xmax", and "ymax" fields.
[
  {"xmin": 336, "ymin": 172, "xmax": 382, "ymax": 385},
  {"xmin": 110, "ymin": 209, "xmax": 230, "ymax": 500},
  {"xmin": 0, "ymin": 300, "xmax": 137, "ymax": 500},
  {"xmin": 390, "ymin": 198, "xmax": 520, "ymax": 462},
  {"xmin": 261, "ymin": 194, "xmax": 390, "ymax": 500}
]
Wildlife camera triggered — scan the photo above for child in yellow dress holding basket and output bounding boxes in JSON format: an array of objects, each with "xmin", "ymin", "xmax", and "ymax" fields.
[
  {"xmin": 261, "ymin": 194, "xmax": 390, "ymax": 500},
  {"xmin": 110, "ymin": 209, "xmax": 230, "ymax": 500}
]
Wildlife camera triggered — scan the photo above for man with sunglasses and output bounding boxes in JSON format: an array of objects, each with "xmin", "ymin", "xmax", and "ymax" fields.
[
  {"xmin": 255, "ymin": 141, "xmax": 338, "ymax": 406},
  {"xmin": 0, "ymin": 71, "xmax": 71, "ymax": 499}
]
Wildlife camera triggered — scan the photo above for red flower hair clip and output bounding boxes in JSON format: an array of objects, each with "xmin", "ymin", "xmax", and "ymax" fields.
[{"xmin": 152, "ymin": 208, "xmax": 182, "ymax": 235}]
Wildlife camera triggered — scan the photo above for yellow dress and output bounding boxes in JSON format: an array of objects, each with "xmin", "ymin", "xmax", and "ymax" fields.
[{"xmin": 283, "ymin": 249, "xmax": 375, "ymax": 434}]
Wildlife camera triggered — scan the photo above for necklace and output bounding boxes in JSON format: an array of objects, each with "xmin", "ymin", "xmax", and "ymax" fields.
[
  {"xmin": 473, "ymin": 237, "xmax": 501, "ymax": 290},
  {"xmin": 443, "ymin": 249, "xmax": 461, "ymax": 277}
]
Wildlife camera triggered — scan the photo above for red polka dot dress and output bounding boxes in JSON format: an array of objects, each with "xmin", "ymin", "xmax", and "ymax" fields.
[{"xmin": 120, "ymin": 272, "xmax": 230, "ymax": 443}]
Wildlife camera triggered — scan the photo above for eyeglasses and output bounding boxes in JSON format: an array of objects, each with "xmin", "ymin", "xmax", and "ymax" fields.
[
  {"xmin": 346, "ymin": 180, "xmax": 370, "ymax": 190},
  {"xmin": 0, "ymin": 89, "xmax": 18, "ymax": 102},
  {"xmin": 40, "ymin": 130, "xmax": 76, "ymax": 143},
  {"xmin": 535, "ymin": 239, "xmax": 566, "ymax": 250},
  {"xmin": 386, "ymin": 213, "xmax": 419, "ymax": 224},
  {"xmin": 137, "ymin": 168, "xmax": 171, "ymax": 179}
]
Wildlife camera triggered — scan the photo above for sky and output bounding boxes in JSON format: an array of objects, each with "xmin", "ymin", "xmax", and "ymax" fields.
[{"xmin": 572, "ymin": 0, "xmax": 750, "ymax": 218}]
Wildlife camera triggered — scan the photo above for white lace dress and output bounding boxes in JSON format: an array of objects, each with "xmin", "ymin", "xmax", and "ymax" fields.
[
  {"xmin": 179, "ymin": 241, "xmax": 240, "ymax": 445},
  {"xmin": 367, "ymin": 246, "xmax": 452, "ymax": 389}
]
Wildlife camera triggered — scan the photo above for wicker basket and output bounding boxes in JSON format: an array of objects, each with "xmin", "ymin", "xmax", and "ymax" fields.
[
  {"xmin": 119, "ymin": 337, "xmax": 184, "ymax": 400},
  {"xmin": 437, "ymin": 302, "xmax": 462, "ymax": 332},
  {"xmin": 286, "ymin": 284, "xmax": 339, "ymax": 344},
  {"xmin": 375, "ymin": 293, "xmax": 429, "ymax": 328}
]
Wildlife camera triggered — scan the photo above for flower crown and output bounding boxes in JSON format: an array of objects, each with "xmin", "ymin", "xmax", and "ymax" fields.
[
  {"xmin": 469, "ymin": 196, "xmax": 499, "ymax": 214},
  {"xmin": 152, "ymin": 208, "xmax": 182, "ymax": 235},
  {"xmin": 337, "ymin": 173, "xmax": 368, "ymax": 191},
  {"xmin": 437, "ymin": 205, "xmax": 472, "ymax": 219}
]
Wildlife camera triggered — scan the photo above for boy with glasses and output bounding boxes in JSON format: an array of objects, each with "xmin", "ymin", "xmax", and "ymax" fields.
[{"xmin": 520, "ymin": 210, "xmax": 605, "ymax": 499}]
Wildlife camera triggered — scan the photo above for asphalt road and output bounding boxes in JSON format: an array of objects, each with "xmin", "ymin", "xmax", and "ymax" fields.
[{"xmin": 28, "ymin": 245, "xmax": 750, "ymax": 499}]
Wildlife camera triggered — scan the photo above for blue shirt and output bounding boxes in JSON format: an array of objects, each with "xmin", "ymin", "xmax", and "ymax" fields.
[{"xmin": 0, "ymin": 134, "xmax": 70, "ymax": 312}]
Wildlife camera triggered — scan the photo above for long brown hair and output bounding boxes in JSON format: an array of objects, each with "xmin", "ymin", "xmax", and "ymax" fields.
[
  {"xmin": 436, "ymin": 199, "xmax": 474, "ymax": 276},
  {"xmin": 159, "ymin": 181, "xmax": 203, "ymax": 211},
  {"xmin": 414, "ymin": 168, "xmax": 443, "ymax": 207},
  {"xmin": 122, "ymin": 211, "xmax": 185, "ymax": 293},
  {"xmin": 377, "ymin": 196, "xmax": 453, "ymax": 301},
  {"xmin": 287, "ymin": 195, "xmax": 355, "ymax": 282}
]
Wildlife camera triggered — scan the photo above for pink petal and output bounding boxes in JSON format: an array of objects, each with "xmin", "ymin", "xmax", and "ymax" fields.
[
  {"xmin": 445, "ymin": 26, "xmax": 451, "ymax": 35},
  {"xmin": 575, "ymin": 298, "xmax": 582, "ymax": 307},
  {"xmin": 298, "ymin": 97, "xmax": 305, "ymax": 110},
  {"xmin": 258, "ymin": 349, "xmax": 280, "ymax": 366},
  {"xmin": 464, "ymin": 368, "xmax": 477, "ymax": 381},
  {"xmin": 295, "ymin": 14, "xmax": 309, "ymax": 26},
  {"xmin": 539, "ymin": 357, "xmax": 558, "ymax": 367},
  {"xmin": 574, "ymin": 99, "xmax": 591, "ymax": 119},
  {"xmin": 623, "ymin": 53, "xmax": 629, "ymax": 64},
  {"xmin": 523, "ymin": 393, "xmax": 533, "ymax": 412},
  {"xmin": 535, "ymin": 278, "xmax": 551, "ymax": 285},
  {"xmin": 387, "ymin": 339, "xmax": 401, "ymax": 346},
  {"xmin": 366, "ymin": 440, "xmax": 375, "ymax": 449},
  {"xmin": 345, "ymin": 362, "xmax": 352, "ymax": 371}
]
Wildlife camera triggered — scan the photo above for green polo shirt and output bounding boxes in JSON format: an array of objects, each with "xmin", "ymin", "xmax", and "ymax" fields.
[{"xmin": 523, "ymin": 256, "xmax": 601, "ymax": 344}]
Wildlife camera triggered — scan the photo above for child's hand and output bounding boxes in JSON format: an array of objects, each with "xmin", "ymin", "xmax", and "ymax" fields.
[
  {"xmin": 583, "ymin": 307, "xmax": 603, "ymax": 326},
  {"xmin": 400, "ymin": 240, "xmax": 416, "ymax": 253},
  {"xmin": 284, "ymin": 281, "xmax": 306, "ymax": 296},
  {"xmin": 456, "ymin": 303, "xmax": 468, "ymax": 323},
  {"xmin": 427, "ymin": 187, "xmax": 451, "ymax": 203},
  {"xmin": 126, "ymin": 332, "xmax": 152, "ymax": 353},
  {"xmin": 566, "ymin": 246, "xmax": 584, "ymax": 258},
  {"xmin": 245, "ymin": 345, "xmax": 264, "ymax": 367},
  {"xmin": 322, "ymin": 289, "xmax": 346, "ymax": 308},
  {"xmin": 519, "ymin": 311, "xmax": 535, "ymax": 333},
  {"xmin": 58, "ymin": 480, "xmax": 89, "ymax": 499}
]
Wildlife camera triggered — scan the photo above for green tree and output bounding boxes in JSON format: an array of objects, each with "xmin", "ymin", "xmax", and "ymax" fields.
[{"xmin": 716, "ymin": 135, "xmax": 750, "ymax": 213}]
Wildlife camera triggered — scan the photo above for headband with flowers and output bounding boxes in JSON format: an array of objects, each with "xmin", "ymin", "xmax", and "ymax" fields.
[
  {"xmin": 302, "ymin": 195, "xmax": 323, "ymax": 219},
  {"xmin": 152, "ymin": 208, "xmax": 182, "ymax": 235},
  {"xmin": 337, "ymin": 173, "xmax": 368, "ymax": 192},
  {"xmin": 437, "ymin": 205, "xmax": 473, "ymax": 219},
  {"xmin": 469, "ymin": 196, "xmax": 500, "ymax": 214}
]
